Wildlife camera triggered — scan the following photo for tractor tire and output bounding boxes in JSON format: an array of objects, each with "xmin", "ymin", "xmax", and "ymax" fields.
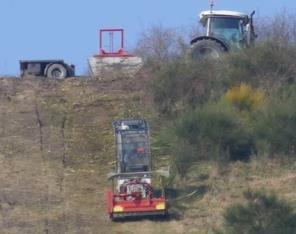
[
  {"xmin": 191, "ymin": 39, "xmax": 226, "ymax": 59},
  {"xmin": 46, "ymin": 63, "xmax": 67, "ymax": 79}
]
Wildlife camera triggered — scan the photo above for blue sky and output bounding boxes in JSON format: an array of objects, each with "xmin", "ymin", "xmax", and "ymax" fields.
[{"xmin": 0, "ymin": 0, "xmax": 295, "ymax": 75}]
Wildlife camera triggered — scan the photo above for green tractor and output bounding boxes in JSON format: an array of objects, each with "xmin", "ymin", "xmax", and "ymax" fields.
[{"xmin": 191, "ymin": 10, "xmax": 256, "ymax": 59}]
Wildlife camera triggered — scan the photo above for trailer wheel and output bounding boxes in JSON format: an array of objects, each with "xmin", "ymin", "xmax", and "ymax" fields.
[{"xmin": 46, "ymin": 64, "xmax": 67, "ymax": 79}]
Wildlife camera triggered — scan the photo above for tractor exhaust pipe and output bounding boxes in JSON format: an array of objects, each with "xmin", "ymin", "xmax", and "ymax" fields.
[{"xmin": 247, "ymin": 11, "xmax": 257, "ymax": 45}]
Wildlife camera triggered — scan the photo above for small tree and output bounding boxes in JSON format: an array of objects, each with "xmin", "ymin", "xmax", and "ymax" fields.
[
  {"xmin": 135, "ymin": 24, "xmax": 187, "ymax": 71},
  {"xmin": 256, "ymin": 10, "xmax": 296, "ymax": 45}
]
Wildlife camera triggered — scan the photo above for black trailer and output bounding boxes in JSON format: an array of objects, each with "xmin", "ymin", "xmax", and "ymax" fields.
[{"xmin": 20, "ymin": 60, "xmax": 75, "ymax": 79}]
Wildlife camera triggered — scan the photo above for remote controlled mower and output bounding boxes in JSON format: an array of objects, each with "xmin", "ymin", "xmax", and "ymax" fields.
[{"xmin": 107, "ymin": 119, "xmax": 169, "ymax": 220}]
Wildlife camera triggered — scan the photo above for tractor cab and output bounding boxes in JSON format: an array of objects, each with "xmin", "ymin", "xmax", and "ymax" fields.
[
  {"xmin": 191, "ymin": 10, "xmax": 256, "ymax": 58},
  {"xmin": 200, "ymin": 10, "xmax": 250, "ymax": 50},
  {"xmin": 113, "ymin": 119, "xmax": 151, "ymax": 175}
]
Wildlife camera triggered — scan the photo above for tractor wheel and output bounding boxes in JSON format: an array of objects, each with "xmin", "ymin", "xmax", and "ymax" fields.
[
  {"xmin": 191, "ymin": 39, "xmax": 226, "ymax": 59},
  {"xmin": 46, "ymin": 64, "xmax": 67, "ymax": 79}
]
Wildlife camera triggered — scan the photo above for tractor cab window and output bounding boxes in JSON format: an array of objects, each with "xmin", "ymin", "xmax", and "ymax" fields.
[
  {"xmin": 121, "ymin": 134, "xmax": 150, "ymax": 173},
  {"xmin": 209, "ymin": 17, "xmax": 244, "ymax": 49}
]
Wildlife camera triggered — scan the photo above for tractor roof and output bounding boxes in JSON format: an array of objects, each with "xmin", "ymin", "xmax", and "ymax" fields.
[{"xmin": 199, "ymin": 10, "xmax": 248, "ymax": 24}]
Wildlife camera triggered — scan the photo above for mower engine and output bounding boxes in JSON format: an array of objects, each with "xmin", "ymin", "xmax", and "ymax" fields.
[{"xmin": 119, "ymin": 179, "xmax": 153, "ymax": 200}]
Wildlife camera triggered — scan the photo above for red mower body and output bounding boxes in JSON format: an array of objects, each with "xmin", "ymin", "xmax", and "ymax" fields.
[{"xmin": 107, "ymin": 189, "xmax": 167, "ymax": 218}]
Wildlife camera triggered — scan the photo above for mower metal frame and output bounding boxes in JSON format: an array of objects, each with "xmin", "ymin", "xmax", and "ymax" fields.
[{"xmin": 107, "ymin": 119, "xmax": 169, "ymax": 220}]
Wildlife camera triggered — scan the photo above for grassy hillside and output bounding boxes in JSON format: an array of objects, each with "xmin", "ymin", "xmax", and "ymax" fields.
[
  {"xmin": 0, "ymin": 74, "xmax": 295, "ymax": 234},
  {"xmin": 0, "ymin": 76, "xmax": 178, "ymax": 234}
]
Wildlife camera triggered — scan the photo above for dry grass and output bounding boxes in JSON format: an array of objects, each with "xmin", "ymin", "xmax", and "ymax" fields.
[{"xmin": 169, "ymin": 158, "xmax": 296, "ymax": 233}]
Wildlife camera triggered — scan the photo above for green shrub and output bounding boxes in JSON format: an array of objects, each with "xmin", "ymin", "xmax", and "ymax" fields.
[
  {"xmin": 220, "ymin": 190, "xmax": 296, "ymax": 234},
  {"xmin": 171, "ymin": 142, "xmax": 197, "ymax": 178},
  {"xmin": 254, "ymin": 85, "xmax": 296, "ymax": 156},
  {"xmin": 153, "ymin": 58, "xmax": 225, "ymax": 115},
  {"xmin": 224, "ymin": 42, "xmax": 296, "ymax": 91},
  {"xmin": 172, "ymin": 102, "xmax": 255, "ymax": 173}
]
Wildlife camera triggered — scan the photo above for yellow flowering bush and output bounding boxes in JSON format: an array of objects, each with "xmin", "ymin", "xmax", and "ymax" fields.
[{"xmin": 225, "ymin": 83, "xmax": 265, "ymax": 113}]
